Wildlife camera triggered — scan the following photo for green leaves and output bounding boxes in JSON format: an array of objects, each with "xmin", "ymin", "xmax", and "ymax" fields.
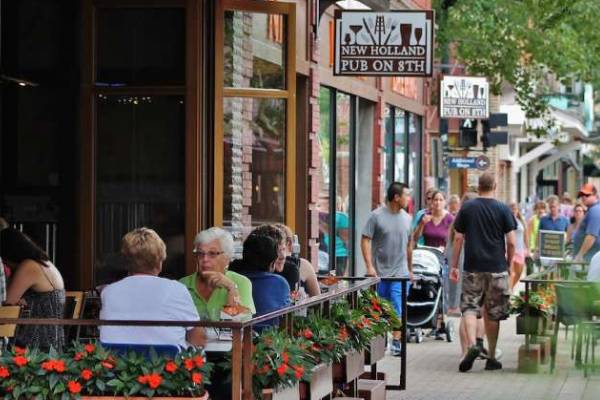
[{"xmin": 434, "ymin": 0, "xmax": 600, "ymax": 130}]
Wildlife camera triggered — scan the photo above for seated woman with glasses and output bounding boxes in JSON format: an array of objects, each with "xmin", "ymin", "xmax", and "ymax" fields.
[
  {"xmin": 230, "ymin": 230, "xmax": 290, "ymax": 331},
  {"xmin": 179, "ymin": 227, "xmax": 255, "ymax": 321},
  {"xmin": 100, "ymin": 228, "xmax": 205, "ymax": 349}
]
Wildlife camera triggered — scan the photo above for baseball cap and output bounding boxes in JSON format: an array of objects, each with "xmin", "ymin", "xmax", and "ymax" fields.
[{"xmin": 578, "ymin": 183, "xmax": 597, "ymax": 197}]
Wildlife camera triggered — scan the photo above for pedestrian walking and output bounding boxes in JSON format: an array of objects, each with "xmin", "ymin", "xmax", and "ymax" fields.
[
  {"xmin": 527, "ymin": 200, "xmax": 546, "ymax": 256},
  {"xmin": 450, "ymin": 173, "xmax": 516, "ymax": 372},
  {"xmin": 508, "ymin": 202, "xmax": 529, "ymax": 289},
  {"xmin": 361, "ymin": 182, "xmax": 413, "ymax": 356},
  {"xmin": 539, "ymin": 195, "xmax": 569, "ymax": 232},
  {"xmin": 412, "ymin": 187, "xmax": 436, "ymax": 246},
  {"xmin": 566, "ymin": 202, "xmax": 586, "ymax": 245},
  {"xmin": 574, "ymin": 183, "xmax": 600, "ymax": 262}
]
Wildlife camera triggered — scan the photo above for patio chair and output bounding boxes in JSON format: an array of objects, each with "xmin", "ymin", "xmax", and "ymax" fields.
[
  {"xmin": 64, "ymin": 291, "xmax": 85, "ymax": 341},
  {"xmin": 550, "ymin": 284, "xmax": 594, "ymax": 372},
  {"xmin": 100, "ymin": 342, "xmax": 179, "ymax": 359},
  {"xmin": 0, "ymin": 305, "xmax": 22, "ymax": 351}
]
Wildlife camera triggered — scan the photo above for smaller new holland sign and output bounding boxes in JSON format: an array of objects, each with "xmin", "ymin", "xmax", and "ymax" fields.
[{"xmin": 441, "ymin": 76, "xmax": 489, "ymax": 119}]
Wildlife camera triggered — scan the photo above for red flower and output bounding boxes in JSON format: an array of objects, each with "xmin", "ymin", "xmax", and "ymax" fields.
[
  {"xmin": 0, "ymin": 366, "xmax": 9, "ymax": 378},
  {"xmin": 81, "ymin": 369, "xmax": 93, "ymax": 381},
  {"xmin": 302, "ymin": 328, "xmax": 313, "ymax": 339},
  {"xmin": 276, "ymin": 363, "xmax": 288, "ymax": 377},
  {"xmin": 73, "ymin": 352, "xmax": 84, "ymax": 361},
  {"xmin": 13, "ymin": 356, "xmax": 28, "ymax": 367},
  {"xmin": 101, "ymin": 360, "xmax": 114, "ymax": 369},
  {"xmin": 282, "ymin": 352, "xmax": 289, "ymax": 363},
  {"xmin": 137, "ymin": 375, "xmax": 148, "ymax": 384},
  {"xmin": 164, "ymin": 361, "xmax": 178, "ymax": 374},
  {"xmin": 84, "ymin": 343, "xmax": 96, "ymax": 353},
  {"xmin": 311, "ymin": 343, "xmax": 321, "ymax": 352},
  {"xmin": 192, "ymin": 372, "xmax": 203, "ymax": 384},
  {"xmin": 184, "ymin": 358, "xmax": 194, "ymax": 371},
  {"xmin": 371, "ymin": 312, "xmax": 380, "ymax": 321},
  {"xmin": 67, "ymin": 381, "xmax": 82, "ymax": 394},
  {"xmin": 14, "ymin": 347, "xmax": 26, "ymax": 356},
  {"xmin": 147, "ymin": 373, "xmax": 163, "ymax": 389},
  {"xmin": 257, "ymin": 363, "xmax": 271, "ymax": 374},
  {"xmin": 41, "ymin": 361, "xmax": 55, "ymax": 371},
  {"xmin": 193, "ymin": 355, "xmax": 204, "ymax": 368},
  {"xmin": 294, "ymin": 365, "xmax": 304, "ymax": 379},
  {"xmin": 53, "ymin": 360, "xmax": 66, "ymax": 373}
]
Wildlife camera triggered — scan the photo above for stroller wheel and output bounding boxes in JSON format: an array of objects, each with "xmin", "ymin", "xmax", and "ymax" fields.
[
  {"xmin": 446, "ymin": 320, "xmax": 455, "ymax": 343},
  {"xmin": 415, "ymin": 328, "xmax": 423, "ymax": 343}
]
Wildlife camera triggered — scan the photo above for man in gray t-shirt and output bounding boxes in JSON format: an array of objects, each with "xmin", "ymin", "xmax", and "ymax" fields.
[{"xmin": 361, "ymin": 182, "xmax": 413, "ymax": 356}]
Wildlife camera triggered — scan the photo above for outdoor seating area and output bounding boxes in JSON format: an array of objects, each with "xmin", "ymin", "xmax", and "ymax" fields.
[
  {"xmin": 516, "ymin": 261, "xmax": 600, "ymax": 376},
  {"xmin": 0, "ymin": 276, "xmax": 408, "ymax": 400}
]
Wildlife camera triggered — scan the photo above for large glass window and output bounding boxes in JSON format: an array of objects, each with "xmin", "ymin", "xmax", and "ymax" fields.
[
  {"xmin": 318, "ymin": 87, "xmax": 355, "ymax": 275},
  {"xmin": 384, "ymin": 106, "xmax": 422, "ymax": 209},
  {"xmin": 92, "ymin": 7, "xmax": 186, "ymax": 285},
  {"xmin": 216, "ymin": 1, "xmax": 295, "ymax": 241}
]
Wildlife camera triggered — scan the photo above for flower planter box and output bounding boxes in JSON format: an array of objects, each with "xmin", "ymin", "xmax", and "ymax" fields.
[
  {"xmin": 299, "ymin": 363, "xmax": 333, "ymax": 400},
  {"xmin": 332, "ymin": 349, "xmax": 364, "ymax": 383},
  {"xmin": 83, "ymin": 394, "xmax": 208, "ymax": 400},
  {"xmin": 516, "ymin": 314, "xmax": 546, "ymax": 335},
  {"xmin": 261, "ymin": 383, "xmax": 300, "ymax": 400},
  {"xmin": 364, "ymin": 335, "xmax": 386, "ymax": 365},
  {"xmin": 357, "ymin": 379, "xmax": 386, "ymax": 400}
]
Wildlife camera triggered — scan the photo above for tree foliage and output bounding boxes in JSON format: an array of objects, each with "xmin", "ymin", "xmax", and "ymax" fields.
[{"xmin": 434, "ymin": 0, "xmax": 600, "ymax": 135}]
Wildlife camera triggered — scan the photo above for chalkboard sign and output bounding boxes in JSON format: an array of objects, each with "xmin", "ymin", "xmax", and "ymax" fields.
[{"xmin": 538, "ymin": 230, "xmax": 565, "ymax": 261}]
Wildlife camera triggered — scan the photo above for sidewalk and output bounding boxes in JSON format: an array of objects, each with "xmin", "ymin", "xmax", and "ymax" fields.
[{"xmin": 378, "ymin": 316, "xmax": 600, "ymax": 400}]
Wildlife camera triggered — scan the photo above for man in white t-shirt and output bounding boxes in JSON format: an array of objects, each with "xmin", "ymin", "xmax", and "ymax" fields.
[
  {"xmin": 100, "ymin": 228, "xmax": 205, "ymax": 348},
  {"xmin": 587, "ymin": 252, "xmax": 600, "ymax": 282}
]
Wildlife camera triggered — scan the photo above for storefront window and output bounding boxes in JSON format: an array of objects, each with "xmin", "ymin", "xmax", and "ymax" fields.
[
  {"xmin": 318, "ymin": 87, "xmax": 355, "ymax": 274},
  {"xmin": 223, "ymin": 10, "xmax": 285, "ymax": 89},
  {"xmin": 96, "ymin": 8, "xmax": 185, "ymax": 85},
  {"xmin": 95, "ymin": 95, "xmax": 185, "ymax": 284},
  {"xmin": 222, "ymin": 97, "xmax": 286, "ymax": 234},
  {"xmin": 409, "ymin": 113, "xmax": 422, "ymax": 205}
]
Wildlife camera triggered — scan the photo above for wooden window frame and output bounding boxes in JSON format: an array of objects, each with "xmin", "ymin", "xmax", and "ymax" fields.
[
  {"xmin": 213, "ymin": 0, "xmax": 296, "ymax": 231},
  {"xmin": 80, "ymin": 0, "xmax": 202, "ymax": 289}
]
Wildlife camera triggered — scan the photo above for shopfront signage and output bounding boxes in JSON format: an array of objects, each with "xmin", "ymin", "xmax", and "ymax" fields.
[
  {"xmin": 447, "ymin": 155, "xmax": 490, "ymax": 170},
  {"xmin": 538, "ymin": 230, "xmax": 566, "ymax": 261},
  {"xmin": 333, "ymin": 10, "xmax": 434, "ymax": 76},
  {"xmin": 440, "ymin": 76, "xmax": 489, "ymax": 119}
]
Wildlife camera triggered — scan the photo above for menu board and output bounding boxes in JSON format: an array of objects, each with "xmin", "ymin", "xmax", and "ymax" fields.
[{"xmin": 538, "ymin": 230, "xmax": 565, "ymax": 261}]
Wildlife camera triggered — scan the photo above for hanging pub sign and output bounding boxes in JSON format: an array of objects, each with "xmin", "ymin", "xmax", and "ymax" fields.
[
  {"xmin": 333, "ymin": 10, "xmax": 434, "ymax": 76},
  {"xmin": 440, "ymin": 76, "xmax": 489, "ymax": 119},
  {"xmin": 538, "ymin": 230, "xmax": 566, "ymax": 261}
]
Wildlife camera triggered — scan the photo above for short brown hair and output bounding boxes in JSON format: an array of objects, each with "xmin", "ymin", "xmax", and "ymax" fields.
[
  {"xmin": 546, "ymin": 195, "xmax": 560, "ymax": 206},
  {"xmin": 120, "ymin": 227, "xmax": 166, "ymax": 274},
  {"xmin": 478, "ymin": 173, "xmax": 495, "ymax": 192}
]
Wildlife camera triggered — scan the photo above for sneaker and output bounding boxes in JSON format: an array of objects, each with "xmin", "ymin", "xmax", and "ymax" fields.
[
  {"xmin": 485, "ymin": 358, "xmax": 502, "ymax": 370},
  {"xmin": 391, "ymin": 340, "xmax": 402, "ymax": 357},
  {"xmin": 476, "ymin": 341, "xmax": 489, "ymax": 360},
  {"xmin": 435, "ymin": 331, "xmax": 445, "ymax": 341},
  {"xmin": 427, "ymin": 328, "xmax": 438, "ymax": 337},
  {"xmin": 459, "ymin": 345, "xmax": 480, "ymax": 372}
]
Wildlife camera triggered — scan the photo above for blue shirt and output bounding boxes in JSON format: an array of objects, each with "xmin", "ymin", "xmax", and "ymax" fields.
[
  {"xmin": 539, "ymin": 215, "xmax": 569, "ymax": 232},
  {"xmin": 573, "ymin": 202, "xmax": 600, "ymax": 262},
  {"xmin": 241, "ymin": 271, "xmax": 290, "ymax": 331}
]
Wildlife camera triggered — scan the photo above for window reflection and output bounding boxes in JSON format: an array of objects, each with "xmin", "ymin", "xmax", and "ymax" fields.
[
  {"xmin": 317, "ymin": 88, "xmax": 331, "ymax": 273},
  {"xmin": 95, "ymin": 95, "xmax": 185, "ymax": 284},
  {"xmin": 223, "ymin": 97, "xmax": 286, "ymax": 240},
  {"xmin": 334, "ymin": 92, "xmax": 351, "ymax": 276},
  {"xmin": 408, "ymin": 113, "xmax": 421, "ymax": 203},
  {"xmin": 223, "ymin": 10, "xmax": 286, "ymax": 89}
]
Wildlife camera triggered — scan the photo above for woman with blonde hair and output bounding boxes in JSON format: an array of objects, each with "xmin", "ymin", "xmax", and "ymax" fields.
[{"xmin": 508, "ymin": 202, "xmax": 529, "ymax": 289}]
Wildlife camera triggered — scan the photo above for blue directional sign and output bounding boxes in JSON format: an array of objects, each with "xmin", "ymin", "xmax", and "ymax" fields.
[{"xmin": 448, "ymin": 157, "xmax": 477, "ymax": 169}]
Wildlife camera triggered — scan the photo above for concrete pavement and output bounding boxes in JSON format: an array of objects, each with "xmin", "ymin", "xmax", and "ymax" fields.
[{"xmin": 376, "ymin": 316, "xmax": 600, "ymax": 400}]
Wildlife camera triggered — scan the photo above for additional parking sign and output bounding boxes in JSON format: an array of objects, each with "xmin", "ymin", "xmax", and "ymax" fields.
[{"xmin": 440, "ymin": 76, "xmax": 489, "ymax": 119}]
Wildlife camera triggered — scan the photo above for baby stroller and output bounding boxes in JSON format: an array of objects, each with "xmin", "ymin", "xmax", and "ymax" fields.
[{"xmin": 407, "ymin": 246, "xmax": 455, "ymax": 343}]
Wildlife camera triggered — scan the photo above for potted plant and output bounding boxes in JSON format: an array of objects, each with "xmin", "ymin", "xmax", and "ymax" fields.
[
  {"xmin": 329, "ymin": 301, "xmax": 372, "ymax": 383},
  {"xmin": 293, "ymin": 312, "xmax": 345, "ymax": 400},
  {"xmin": 359, "ymin": 290, "xmax": 400, "ymax": 365},
  {"xmin": 252, "ymin": 327, "xmax": 316, "ymax": 400},
  {"xmin": 511, "ymin": 290, "xmax": 551, "ymax": 335},
  {"xmin": 0, "ymin": 343, "xmax": 212, "ymax": 399}
]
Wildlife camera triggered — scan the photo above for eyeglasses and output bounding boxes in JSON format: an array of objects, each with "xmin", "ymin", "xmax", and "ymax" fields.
[
  {"xmin": 426, "ymin": 197, "xmax": 433, "ymax": 201},
  {"xmin": 192, "ymin": 249, "xmax": 224, "ymax": 258},
  {"xmin": 580, "ymin": 193, "xmax": 593, "ymax": 197}
]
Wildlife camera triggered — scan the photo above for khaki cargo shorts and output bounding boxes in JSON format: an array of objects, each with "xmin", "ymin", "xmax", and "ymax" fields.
[{"xmin": 461, "ymin": 271, "xmax": 511, "ymax": 321}]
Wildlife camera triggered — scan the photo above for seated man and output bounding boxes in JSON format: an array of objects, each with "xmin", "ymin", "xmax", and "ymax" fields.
[
  {"xmin": 100, "ymin": 227, "xmax": 205, "ymax": 349},
  {"xmin": 180, "ymin": 227, "xmax": 255, "ymax": 321},
  {"xmin": 229, "ymin": 231, "xmax": 290, "ymax": 330}
]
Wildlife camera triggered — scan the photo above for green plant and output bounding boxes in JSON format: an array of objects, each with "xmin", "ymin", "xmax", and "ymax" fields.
[
  {"xmin": 293, "ymin": 312, "xmax": 346, "ymax": 365},
  {"xmin": 251, "ymin": 328, "xmax": 315, "ymax": 399},
  {"xmin": 0, "ymin": 343, "xmax": 212, "ymax": 399},
  {"xmin": 510, "ymin": 291, "xmax": 551, "ymax": 318},
  {"xmin": 329, "ymin": 301, "xmax": 376, "ymax": 352},
  {"xmin": 359, "ymin": 289, "xmax": 402, "ymax": 334}
]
